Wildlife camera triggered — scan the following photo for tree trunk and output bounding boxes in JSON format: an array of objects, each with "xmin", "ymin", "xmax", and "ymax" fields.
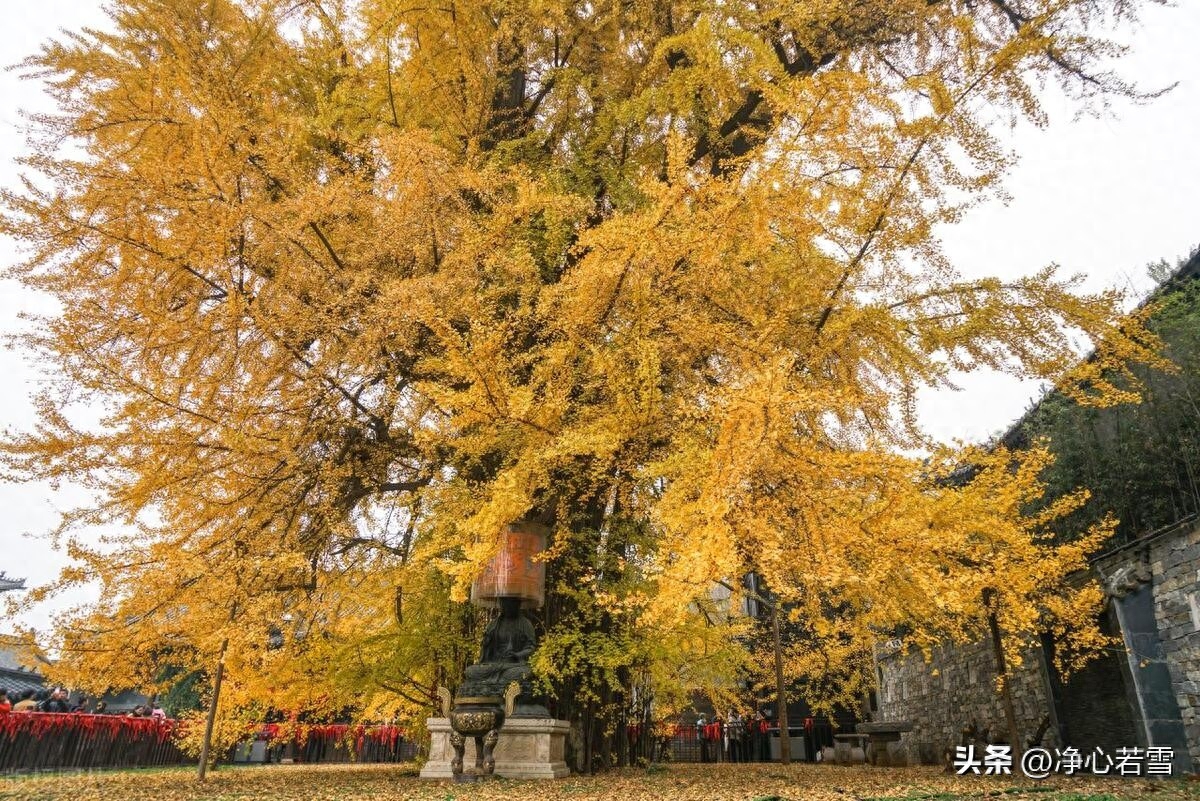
[
  {"xmin": 599, "ymin": 683, "xmax": 613, "ymax": 770},
  {"xmin": 583, "ymin": 700, "xmax": 594, "ymax": 774},
  {"xmin": 984, "ymin": 595, "xmax": 1022, "ymax": 760}
]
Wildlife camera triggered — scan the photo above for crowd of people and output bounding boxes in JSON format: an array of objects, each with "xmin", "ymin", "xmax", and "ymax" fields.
[
  {"xmin": 0, "ymin": 687, "xmax": 165, "ymax": 718},
  {"xmin": 695, "ymin": 710, "xmax": 773, "ymax": 762}
]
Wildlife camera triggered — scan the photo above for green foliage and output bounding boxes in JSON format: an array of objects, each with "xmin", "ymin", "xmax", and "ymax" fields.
[
  {"xmin": 1021, "ymin": 248, "xmax": 1200, "ymax": 546},
  {"xmin": 157, "ymin": 666, "xmax": 204, "ymax": 718}
]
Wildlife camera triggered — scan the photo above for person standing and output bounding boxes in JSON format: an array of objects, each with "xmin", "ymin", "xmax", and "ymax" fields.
[
  {"xmin": 38, "ymin": 688, "xmax": 70, "ymax": 713},
  {"xmin": 696, "ymin": 714, "xmax": 710, "ymax": 763},
  {"xmin": 728, "ymin": 711, "xmax": 743, "ymax": 763},
  {"xmin": 756, "ymin": 711, "xmax": 771, "ymax": 761}
]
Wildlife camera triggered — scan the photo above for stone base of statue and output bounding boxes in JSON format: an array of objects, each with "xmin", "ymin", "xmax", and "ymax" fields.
[{"xmin": 421, "ymin": 717, "xmax": 570, "ymax": 779}]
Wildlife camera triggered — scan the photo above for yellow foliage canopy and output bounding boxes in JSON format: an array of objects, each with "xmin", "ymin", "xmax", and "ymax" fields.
[{"xmin": 0, "ymin": 0, "xmax": 1168, "ymax": 727}]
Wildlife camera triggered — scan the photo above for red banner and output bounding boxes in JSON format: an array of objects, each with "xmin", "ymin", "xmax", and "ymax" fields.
[
  {"xmin": 0, "ymin": 711, "xmax": 405, "ymax": 750},
  {"xmin": 0, "ymin": 712, "xmax": 176, "ymax": 743}
]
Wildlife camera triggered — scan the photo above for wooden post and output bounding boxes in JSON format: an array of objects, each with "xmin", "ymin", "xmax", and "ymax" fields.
[
  {"xmin": 772, "ymin": 604, "xmax": 791, "ymax": 764},
  {"xmin": 197, "ymin": 637, "xmax": 228, "ymax": 782}
]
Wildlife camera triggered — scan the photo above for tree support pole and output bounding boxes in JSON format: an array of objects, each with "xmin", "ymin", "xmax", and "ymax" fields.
[
  {"xmin": 198, "ymin": 637, "xmax": 228, "ymax": 782},
  {"xmin": 772, "ymin": 604, "xmax": 791, "ymax": 765}
]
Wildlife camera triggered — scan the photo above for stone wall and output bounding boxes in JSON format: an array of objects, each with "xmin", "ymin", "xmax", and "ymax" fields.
[
  {"xmin": 1144, "ymin": 520, "xmax": 1200, "ymax": 768},
  {"xmin": 876, "ymin": 520, "xmax": 1200, "ymax": 771},
  {"xmin": 875, "ymin": 638, "xmax": 1054, "ymax": 765}
]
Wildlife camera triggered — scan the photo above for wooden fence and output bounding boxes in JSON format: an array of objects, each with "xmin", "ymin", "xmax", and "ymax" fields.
[
  {"xmin": 4, "ymin": 711, "xmax": 827, "ymax": 772},
  {"xmin": 1, "ymin": 713, "xmax": 419, "ymax": 773},
  {"xmin": 0, "ymin": 712, "xmax": 187, "ymax": 772}
]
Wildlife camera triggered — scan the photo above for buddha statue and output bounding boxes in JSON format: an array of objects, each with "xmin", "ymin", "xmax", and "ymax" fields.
[{"xmin": 460, "ymin": 596, "xmax": 548, "ymax": 717}]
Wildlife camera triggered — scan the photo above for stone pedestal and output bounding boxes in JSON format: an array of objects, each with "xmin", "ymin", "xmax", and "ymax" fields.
[
  {"xmin": 420, "ymin": 717, "xmax": 569, "ymax": 779},
  {"xmin": 833, "ymin": 734, "xmax": 868, "ymax": 764}
]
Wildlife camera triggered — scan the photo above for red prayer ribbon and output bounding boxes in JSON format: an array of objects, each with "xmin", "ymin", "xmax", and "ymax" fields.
[{"xmin": 0, "ymin": 712, "xmax": 176, "ymax": 743}]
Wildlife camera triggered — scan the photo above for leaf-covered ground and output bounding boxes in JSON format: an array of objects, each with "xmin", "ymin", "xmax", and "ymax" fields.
[{"xmin": 2, "ymin": 763, "xmax": 1198, "ymax": 801}]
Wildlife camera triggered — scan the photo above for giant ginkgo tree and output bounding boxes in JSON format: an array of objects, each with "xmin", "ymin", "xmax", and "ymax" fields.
[{"xmin": 1, "ymin": 0, "xmax": 1169, "ymax": 769}]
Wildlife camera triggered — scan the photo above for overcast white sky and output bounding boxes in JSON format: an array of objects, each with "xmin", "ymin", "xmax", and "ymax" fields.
[{"xmin": 1, "ymin": 2, "xmax": 1198, "ymax": 633}]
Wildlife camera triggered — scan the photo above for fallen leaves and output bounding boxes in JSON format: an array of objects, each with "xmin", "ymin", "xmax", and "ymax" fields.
[{"xmin": 1, "ymin": 762, "xmax": 1196, "ymax": 801}]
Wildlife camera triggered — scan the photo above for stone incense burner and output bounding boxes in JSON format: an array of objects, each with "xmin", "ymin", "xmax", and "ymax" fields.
[{"xmin": 437, "ymin": 682, "xmax": 521, "ymax": 779}]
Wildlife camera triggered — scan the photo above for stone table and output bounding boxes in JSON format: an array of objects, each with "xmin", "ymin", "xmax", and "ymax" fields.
[{"xmin": 856, "ymin": 720, "xmax": 913, "ymax": 766}]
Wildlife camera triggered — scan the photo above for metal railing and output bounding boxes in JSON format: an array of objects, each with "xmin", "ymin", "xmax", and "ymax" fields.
[
  {"xmin": 234, "ymin": 723, "xmax": 419, "ymax": 764},
  {"xmin": 624, "ymin": 718, "xmax": 836, "ymax": 763}
]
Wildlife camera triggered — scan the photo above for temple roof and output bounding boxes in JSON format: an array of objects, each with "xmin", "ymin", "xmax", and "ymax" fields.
[
  {"xmin": 0, "ymin": 572, "xmax": 25, "ymax": 593},
  {"xmin": 0, "ymin": 636, "xmax": 45, "ymax": 696}
]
